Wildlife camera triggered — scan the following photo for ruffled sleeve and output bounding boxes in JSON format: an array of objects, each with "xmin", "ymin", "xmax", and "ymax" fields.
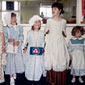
[{"xmin": 3, "ymin": 26, "xmax": 8, "ymax": 45}]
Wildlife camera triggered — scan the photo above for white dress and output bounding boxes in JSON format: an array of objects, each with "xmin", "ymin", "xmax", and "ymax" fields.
[
  {"xmin": 68, "ymin": 37, "xmax": 85, "ymax": 76},
  {"xmin": 44, "ymin": 18, "xmax": 69, "ymax": 72},
  {"xmin": 24, "ymin": 30, "xmax": 45, "ymax": 81}
]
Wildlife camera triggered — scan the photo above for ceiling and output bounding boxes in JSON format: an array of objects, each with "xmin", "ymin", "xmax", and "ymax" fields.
[
  {"xmin": 2, "ymin": 0, "xmax": 56, "ymax": 2},
  {"xmin": 1, "ymin": 0, "xmax": 67, "ymax": 3},
  {"xmin": 1, "ymin": 0, "xmax": 74, "ymax": 7}
]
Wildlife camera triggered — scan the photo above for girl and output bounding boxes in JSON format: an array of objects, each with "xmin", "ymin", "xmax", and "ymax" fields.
[
  {"xmin": 3, "ymin": 12, "xmax": 24, "ymax": 84},
  {"xmin": 0, "ymin": 21, "xmax": 6, "ymax": 83},
  {"xmin": 23, "ymin": 15, "xmax": 45, "ymax": 85},
  {"xmin": 68, "ymin": 26, "xmax": 85, "ymax": 83},
  {"xmin": 44, "ymin": 2, "xmax": 69, "ymax": 85}
]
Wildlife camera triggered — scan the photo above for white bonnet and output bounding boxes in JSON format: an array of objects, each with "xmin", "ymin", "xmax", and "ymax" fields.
[
  {"xmin": 4, "ymin": 12, "xmax": 17, "ymax": 26},
  {"xmin": 29, "ymin": 15, "xmax": 42, "ymax": 26}
]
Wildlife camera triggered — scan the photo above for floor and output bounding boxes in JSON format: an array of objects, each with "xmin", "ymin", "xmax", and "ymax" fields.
[{"xmin": 0, "ymin": 70, "xmax": 85, "ymax": 85}]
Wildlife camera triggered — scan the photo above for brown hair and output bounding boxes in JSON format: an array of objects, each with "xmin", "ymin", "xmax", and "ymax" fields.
[
  {"xmin": 31, "ymin": 26, "xmax": 41, "ymax": 30},
  {"xmin": 11, "ymin": 12, "xmax": 16, "ymax": 17},
  {"xmin": 71, "ymin": 26, "xmax": 85, "ymax": 36},
  {"xmin": 52, "ymin": 2, "xmax": 64, "ymax": 14}
]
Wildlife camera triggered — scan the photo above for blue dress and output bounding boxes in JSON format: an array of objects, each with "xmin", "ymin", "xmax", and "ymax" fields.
[
  {"xmin": 3, "ymin": 25, "xmax": 24, "ymax": 74},
  {"xmin": 23, "ymin": 30, "xmax": 45, "ymax": 81}
]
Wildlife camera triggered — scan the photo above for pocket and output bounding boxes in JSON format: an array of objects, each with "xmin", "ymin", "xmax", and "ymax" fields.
[
  {"xmin": 6, "ymin": 43, "xmax": 18, "ymax": 54},
  {"xmin": 30, "ymin": 47, "xmax": 43, "ymax": 55}
]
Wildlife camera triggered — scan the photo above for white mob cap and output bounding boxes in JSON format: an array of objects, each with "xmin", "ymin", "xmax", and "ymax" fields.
[
  {"xmin": 29, "ymin": 15, "xmax": 42, "ymax": 26},
  {"xmin": 4, "ymin": 12, "xmax": 17, "ymax": 26}
]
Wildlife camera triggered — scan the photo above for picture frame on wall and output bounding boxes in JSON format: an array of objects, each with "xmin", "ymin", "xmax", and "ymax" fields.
[{"xmin": 6, "ymin": 1, "xmax": 14, "ymax": 10}]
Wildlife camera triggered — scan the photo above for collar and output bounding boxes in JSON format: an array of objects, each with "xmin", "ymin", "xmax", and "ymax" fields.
[
  {"xmin": 8, "ymin": 25, "xmax": 17, "ymax": 30},
  {"xmin": 72, "ymin": 37, "xmax": 83, "ymax": 40}
]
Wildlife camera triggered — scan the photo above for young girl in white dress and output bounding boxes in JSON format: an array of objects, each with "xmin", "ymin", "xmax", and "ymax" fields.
[
  {"xmin": 68, "ymin": 26, "xmax": 85, "ymax": 83},
  {"xmin": 44, "ymin": 2, "xmax": 69, "ymax": 85},
  {"xmin": 23, "ymin": 15, "xmax": 45, "ymax": 85}
]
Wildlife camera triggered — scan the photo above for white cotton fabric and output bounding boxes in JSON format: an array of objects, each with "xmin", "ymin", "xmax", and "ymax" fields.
[
  {"xmin": 24, "ymin": 30, "xmax": 45, "ymax": 81},
  {"xmin": 4, "ymin": 12, "xmax": 11, "ymax": 26},
  {"xmin": 44, "ymin": 18, "xmax": 69, "ymax": 72},
  {"xmin": 71, "ymin": 50, "xmax": 85, "ymax": 69},
  {"xmin": 29, "ymin": 15, "xmax": 42, "ymax": 26},
  {"xmin": 4, "ymin": 12, "xmax": 17, "ymax": 26}
]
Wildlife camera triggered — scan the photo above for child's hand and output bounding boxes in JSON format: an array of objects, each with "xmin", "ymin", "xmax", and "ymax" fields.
[
  {"xmin": 62, "ymin": 31, "xmax": 66, "ymax": 37},
  {"xmin": 44, "ymin": 30, "xmax": 50, "ymax": 36},
  {"xmin": 8, "ymin": 38, "xmax": 15, "ymax": 42},
  {"xmin": 70, "ymin": 55, "xmax": 72, "ymax": 60},
  {"xmin": 23, "ymin": 48, "xmax": 27, "ymax": 53},
  {"xmin": 13, "ymin": 41, "xmax": 20, "ymax": 46},
  {"xmin": 46, "ymin": 30, "xmax": 50, "ymax": 34}
]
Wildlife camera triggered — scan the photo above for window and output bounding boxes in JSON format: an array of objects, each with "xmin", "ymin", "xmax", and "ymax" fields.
[
  {"xmin": 2, "ymin": 1, "xmax": 19, "ymax": 11},
  {"xmin": 40, "ymin": 5, "xmax": 52, "ymax": 18},
  {"xmin": 6, "ymin": 1, "xmax": 14, "ymax": 10},
  {"xmin": 2, "ymin": 1, "xmax": 20, "ymax": 25}
]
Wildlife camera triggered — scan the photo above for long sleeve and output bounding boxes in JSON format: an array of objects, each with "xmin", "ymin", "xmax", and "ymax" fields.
[
  {"xmin": 44, "ymin": 19, "xmax": 50, "ymax": 35},
  {"xmin": 18, "ymin": 26, "xmax": 24, "ymax": 42},
  {"xmin": 3, "ymin": 26, "xmax": 8, "ymax": 45},
  {"xmin": 67, "ymin": 40, "xmax": 72, "ymax": 56},
  {"xmin": 41, "ymin": 31, "xmax": 45, "ymax": 48},
  {"xmin": 84, "ymin": 38, "xmax": 85, "ymax": 52},
  {"xmin": 24, "ymin": 31, "xmax": 30, "ymax": 48},
  {"xmin": 23, "ymin": 31, "xmax": 30, "ymax": 65}
]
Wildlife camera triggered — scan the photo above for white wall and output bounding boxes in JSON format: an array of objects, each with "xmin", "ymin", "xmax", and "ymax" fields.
[{"xmin": 20, "ymin": 2, "xmax": 40, "ymax": 24}]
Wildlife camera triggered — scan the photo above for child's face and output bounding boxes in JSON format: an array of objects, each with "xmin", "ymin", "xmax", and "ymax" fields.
[
  {"xmin": 11, "ymin": 16, "xmax": 17, "ymax": 25},
  {"xmin": 75, "ymin": 31, "xmax": 82, "ymax": 38},
  {"xmin": 52, "ymin": 7, "xmax": 61, "ymax": 17},
  {"xmin": 33, "ymin": 20, "xmax": 41, "ymax": 30}
]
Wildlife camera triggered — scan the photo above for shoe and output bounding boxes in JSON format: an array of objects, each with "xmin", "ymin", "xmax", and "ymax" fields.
[
  {"xmin": 10, "ymin": 77, "xmax": 14, "ymax": 84},
  {"xmin": 71, "ymin": 78, "xmax": 76, "ymax": 83},
  {"xmin": 79, "ymin": 78, "xmax": 84, "ymax": 83}
]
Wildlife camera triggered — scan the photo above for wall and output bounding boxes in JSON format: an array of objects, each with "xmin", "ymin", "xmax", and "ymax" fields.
[
  {"xmin": 0, "ymin": 0, "xmax": 53, "ymax": 24},
  {"xmin": 20, "ymin": 0, "xmax": 77, "ymax": 23},
  {"xmin": 0, "ymin": 0, "xmax": 77, "ymax": 24},
  {"xmin": 20, "ymin": 1, "xmax": 40, "ymax": 24},
  {"xmin": 62, "ymin": 0, "xmax": 76, "ymax": 20}
]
